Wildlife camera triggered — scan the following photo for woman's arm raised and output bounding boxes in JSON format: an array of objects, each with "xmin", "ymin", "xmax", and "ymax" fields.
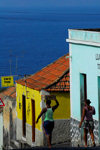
[
  {"xmin": 36, "ymin": 108, "xmax": 47, "ymax": 123},
  {"xmin": 52, "ymin": 97, "xmax": 59, "ymax": 112}
]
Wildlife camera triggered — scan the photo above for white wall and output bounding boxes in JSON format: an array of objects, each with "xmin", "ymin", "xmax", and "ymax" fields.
[{"xmin": 0, "ymin": 113, "xmax": 3, "ymax": 149}]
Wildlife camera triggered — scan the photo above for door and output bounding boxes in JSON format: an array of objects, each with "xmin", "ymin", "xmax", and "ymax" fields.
[
  {"xmin": 80, "ymin": 74, "xmax": 87, "ymax": 115},
  {"xmin": 31, "ymin": 99, "xmax": 35, "ymax": 142},
  {"xmin": 22, "ymin": 95, "xmax": 26, "ymax": 137},
  {"xmin": 80, "ymin": 73, "xmax": 87, "ymax": 142}
]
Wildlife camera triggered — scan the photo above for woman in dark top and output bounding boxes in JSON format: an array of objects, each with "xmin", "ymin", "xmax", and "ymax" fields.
[
  {"xmin": 36, "ymin": 95, "xmax": 59, "ymax": 148},
  {"xmin": 79, "ymin": 99, "xmax": 96, "ymax": 147}
]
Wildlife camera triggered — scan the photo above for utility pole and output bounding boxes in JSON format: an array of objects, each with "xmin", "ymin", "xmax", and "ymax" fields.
[
  {"xmin": 9, "ymin": 50, "xmax": 12, "ymax": 76},
  {"xmin": 15, "ymin": 51, "xmax": 25, "ymax": 76},
  {"xmin": 16, "ymin": 57, "xmax": 18, "ymax": 76},
  {"xmin": 9, "ymin": 59, "xmax": 12, "ymax": 75},
  {"xmin": 8, "ymin": 50, "xmax": 25, "ymax": 79}
]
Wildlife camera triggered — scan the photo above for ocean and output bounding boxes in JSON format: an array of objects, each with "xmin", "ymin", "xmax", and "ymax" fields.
[{"xmin": 0, "ymin": 7, "xmax": 100, "ymax": 86}]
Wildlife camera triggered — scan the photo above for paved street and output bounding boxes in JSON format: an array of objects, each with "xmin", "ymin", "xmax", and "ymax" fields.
[
  {"xmin": 12, "ymin": 146, "xmax": 100, "ymax": 150},
  {"xmin": 30, "ymin": 142, "xmax": 100, "ymax": 150}
]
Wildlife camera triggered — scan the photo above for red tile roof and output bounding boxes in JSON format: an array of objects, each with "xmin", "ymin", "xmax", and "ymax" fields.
[
  {"xmin": 0, "ymin": 86, "xmax": 16, "ymax": 99},
  {"xmin": 16, "ymin": 54, "xmax": 69, "ymax": 91},
  {"xmin": 47, "ymin": 72, "xmax": 69, "ymax": 91}
]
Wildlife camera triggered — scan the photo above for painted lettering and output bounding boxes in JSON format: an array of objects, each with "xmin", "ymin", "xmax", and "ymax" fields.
[
  {"xmin": 4, "ymin": 81, "xmax": 11, "ymax": 83},
  {"xmin": 19, "ymin": 103, "xmax": 21, "ymax": 109},
  {"xmin": 97, "ymin": 64, "xmax": 100, "ymax": 69},
  {"xmin": 96, "ymin": 54, "xmax": 100, "ymax": 60}
]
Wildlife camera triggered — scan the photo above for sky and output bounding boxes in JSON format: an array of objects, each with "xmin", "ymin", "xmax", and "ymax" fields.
[{"xmin": 0, "ymin": 0, "xmax": 100, "ymax": 8}]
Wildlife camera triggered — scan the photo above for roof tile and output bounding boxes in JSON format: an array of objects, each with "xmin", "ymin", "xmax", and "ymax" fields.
[
  {"xmin": 16, "ymin": 54, "xmax": 69, "ymax": 91},
  {"xmin": 0, "ymin": 86, "xmax": 16, "ymax": 99}
]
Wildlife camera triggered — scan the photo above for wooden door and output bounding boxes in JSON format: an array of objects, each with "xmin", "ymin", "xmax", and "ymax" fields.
[
  {"xmin": 22, "ymin": 95, "xmax": 26, "ymax": 137},
  {"xmin": 31, "ymin": 99, "xmax": 35, "ymax": 142}
]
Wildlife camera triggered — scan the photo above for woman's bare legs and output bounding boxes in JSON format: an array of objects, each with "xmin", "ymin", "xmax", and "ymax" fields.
[
  {"xmin": 84, "ymin": 128, "xmax": 88, "ymax": 147},
  {"xmin": 43, "ymin": 127, "xmax": 52, "ymax": 148},
  {"xmin": 46, "ymin": 134, "xmax": 51, "ymax": 148},
  {"xmin": 89, "ymin": 128, "xmax": 95, "ymax": 146}
]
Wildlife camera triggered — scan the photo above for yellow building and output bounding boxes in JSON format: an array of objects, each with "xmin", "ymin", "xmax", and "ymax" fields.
[{"xmin": 16, "ymin": 54, "xmax": 70, "ymax": 146}]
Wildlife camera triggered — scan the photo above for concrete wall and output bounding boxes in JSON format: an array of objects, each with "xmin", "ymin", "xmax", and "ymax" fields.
[
  {"xmin": 68, "ymin": 29, "xmax": 100, "ymax": 43},
  {"xmin": 3, "ymin": 97, "xmax": 16, "ymax": 147},
  {"xmin": 50, "ymin": 92, "xmax": 70, "ymax": 119},
  {"xmin": 16, "ymin": 118, "xmax": 44, "ymax": 147},
  {"xmin": 68, "ymin": 29, "xmax": 100, "ymax": 145},
  {"xmin": 70, "ymin": 43, "xmax": 99, "ymax": 120},
  {"xmin": 26, "ymin": 123, "xmax": 43, "ymax": 146},
  {"xmin": 16, "ymin": 118, "xmax": 22, "ymax": 141},
  {"xmin": 68, "ymin": 29, "xmax": 100, "ymax": 120},
  {"xmin": 0, "ymin": 112, "xmax": 3, "ymax": 149},
  {"xmin": 70, "ymin": 118, "xmax": 99, "ymax": 147},
  {"xmin": 52, "ymin": 119, "xmax": 70, "ymax": 144}
]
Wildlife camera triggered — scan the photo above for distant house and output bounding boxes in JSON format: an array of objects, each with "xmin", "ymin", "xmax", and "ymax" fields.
[
  {"xmin": 0, "ymin": 86, "xmax": 16, "ymax": 148},
  {"xmin": 16, "ymin": 54, "xmax": 70, "ymax": 147},
  {"xmin": 67, "ymin": 29, "xmax": 100, "ymax": 146}
]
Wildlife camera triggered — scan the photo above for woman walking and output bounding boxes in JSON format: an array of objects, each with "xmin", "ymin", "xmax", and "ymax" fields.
[
  {"xmin": 36, "ymin": 95, "xmax": 59, "ymax": 148},
  {"xmin": 79, "ymin": 99, "xmax": 96, "ymax": 147}
]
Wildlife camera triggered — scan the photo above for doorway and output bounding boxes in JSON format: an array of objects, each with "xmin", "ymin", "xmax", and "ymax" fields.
[
  {"xmin": 80, "ymin": 73, "xmax": 87, "ymax": 141},
  {"xmin": 31, "ymin": 99, "xmax": 35, "ymax": 142},
  {"xmin": 22, "ymin": 95, "xmax": 26, "ymax": 137},
  {"xmin": 80, "ymin": 73, "xmax": 87, "ymax": 115}
]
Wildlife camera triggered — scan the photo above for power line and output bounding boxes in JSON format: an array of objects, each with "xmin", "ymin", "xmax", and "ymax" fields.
[{"xmin": 8, "ymin": 50, "xmax": 26, "ymax": 76}]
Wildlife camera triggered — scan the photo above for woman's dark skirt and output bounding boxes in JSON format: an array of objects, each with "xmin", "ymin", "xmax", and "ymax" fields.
[
  {"xmin": 83, "ymin": 120, "xmax": 94, "ymax": 130},
  {"xmin": 43, "ymin": 120, "xmax": 54, "ymax": 135}
]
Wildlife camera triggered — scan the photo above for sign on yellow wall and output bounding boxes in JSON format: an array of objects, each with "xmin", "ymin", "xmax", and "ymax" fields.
[{"xmin": 1, "ymin": 76, "xmax": 14, "ymax": 87}]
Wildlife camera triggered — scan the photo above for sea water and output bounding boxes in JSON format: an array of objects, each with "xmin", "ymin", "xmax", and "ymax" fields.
[{"xmin": 0, "ymin": 7, "xmax": 100, "ymax": 86}]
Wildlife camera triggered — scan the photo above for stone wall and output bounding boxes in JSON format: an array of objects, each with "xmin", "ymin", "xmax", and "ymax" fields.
[
  {"xmin": 43, "ymin": 119, "xmax": 70, "ymax": 146},
  {"xmin": 52, "ymin": 119, "xmax": 70, "ymax": 144},
  {"xmin": 3, "ymin": 97, "xmax": 16, "ymax": 147},
  {"xmin": 70, "ymin": 118, "xmax": 99, "ymax": 147},
  {"xmin": 70, "ymin": 118, "xmax": 81, "ymax": 147},
  {"xmin": 88, "ymin": 120, "xmax": 99, "ymax": 146}
]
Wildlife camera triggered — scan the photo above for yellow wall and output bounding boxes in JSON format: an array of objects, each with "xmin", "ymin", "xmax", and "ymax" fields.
[
  {"xmin": 16, "ymin": 83, "xmax": 42, "ymax": 131},
  {"xmin": 50, "ymin": 92, "xmax": 70, "ymax": 119},
  {"xmin": 16, "ymin": 83, "xmax": 70, "ymax": 131}
]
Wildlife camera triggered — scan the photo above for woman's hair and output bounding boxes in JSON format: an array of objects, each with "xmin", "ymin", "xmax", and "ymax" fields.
[
  {"xmin": 46, "ymin": 99, "xmax": 51, "ymax": 105},
  {"xmin": 86, "ymin": 99, "xmax": 91, "ymax": 106}
]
